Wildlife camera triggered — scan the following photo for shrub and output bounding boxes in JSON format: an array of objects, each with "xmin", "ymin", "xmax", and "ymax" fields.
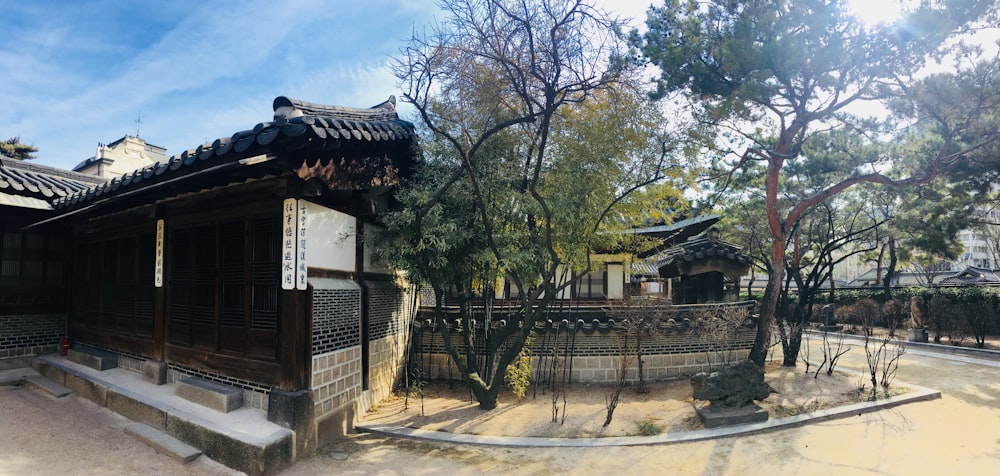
[
  {"xmin": 635, "ymin": 418, "xmax": 664, "ymax": 436},
  {"xmin": 505, "ymin": 333, "xmax": 533, "ymax": 402}
]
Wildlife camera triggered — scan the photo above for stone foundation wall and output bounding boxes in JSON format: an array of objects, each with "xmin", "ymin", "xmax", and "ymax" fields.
[
  {"xmin": 418, "ymin": 349, "xmax": 751, "ymax": 384},
  {"xmin": 0, "ymin": 313, "xmax": 65, "ymax": 360},
  {"xmin": 358, "ymin": 335, "xmax": 407, "ymax": 412},
  {"xmin": 311, "ymin": 346, "xmax": 363, "ymax": 419},
  {"xmin": 311, "ymin": 346, "xmax": 362, "ymax": 446},
  {"xmin": 413, "ymin": 328, "xmax": 756, "ymax": 384}
]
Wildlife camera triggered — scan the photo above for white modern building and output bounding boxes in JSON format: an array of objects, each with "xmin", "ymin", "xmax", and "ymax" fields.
[{"xmin": 72, "ymin": 135, "xmax": 167, "ymax": 179}]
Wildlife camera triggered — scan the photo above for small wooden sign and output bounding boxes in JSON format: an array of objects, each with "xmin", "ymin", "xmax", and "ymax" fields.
[
  {"xmin": 154, "ymin": 219, "xmax": 164, "ymax": 287},
  {"xmin": 296, "ymin": 200, "xmax": 308, "ymax": 290},
  {"xmin": 282, "ymin": 198, "xmax": 297, "ymax": 290}
]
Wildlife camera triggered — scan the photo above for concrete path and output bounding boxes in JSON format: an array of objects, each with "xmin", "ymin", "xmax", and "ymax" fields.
[{"xmin": 2, "ymin": 342, "xmax": 998, "ymax": 475}]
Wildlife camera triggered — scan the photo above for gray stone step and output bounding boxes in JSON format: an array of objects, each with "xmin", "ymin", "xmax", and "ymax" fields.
[
  {"xmin": 67, "ymin": 347, "xmax": 118, "ymax": 371},
  {"xmin": 175, "ymin": 377, "xmax": 243, "ymax": 413},
  {"xmin": 0, "ymin": 367, "xmax": 38, "ymax": 386},
  {"xmin": 125, "ymin": 423, "xmax": 203, "ymax": 463},
  {"xmin": 24, "ymin": 375, "xmax": 72, "ymax": 398}
]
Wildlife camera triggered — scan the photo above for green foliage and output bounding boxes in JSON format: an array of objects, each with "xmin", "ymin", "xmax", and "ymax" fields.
[
  {"xmin": 505, "ymin": 333, "xmax": 534, "ymax": 403},
  {"xmin": 635, "ymin": 418, "xmax": 664, "ymax": 436},
  {"xmin": 820, "ymin": 286, "xmax": 1000, "ymax": 307},
  {"xmin": 0, "ymin": 136, "xmax": 37, "ymax": 161},
  {"xmin": 634, "ymin": 0, "xmax": 1000, "ymax": 367}
]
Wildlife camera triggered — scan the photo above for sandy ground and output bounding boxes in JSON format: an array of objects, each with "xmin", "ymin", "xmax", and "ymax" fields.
[
  {"xmin": 285, "ymin": 343, "xmax": 1000, "ymax": 475},
  {"xmin": 2, "ymin": 340, "xmax": 999, "ymax": 475},
  {"xmin": 0, "ymin": 383, "xmax": 240, "ymax": 476},
  {"xmin": 359, "ymin": 362, "xmax": 861, "ymax": 439}
]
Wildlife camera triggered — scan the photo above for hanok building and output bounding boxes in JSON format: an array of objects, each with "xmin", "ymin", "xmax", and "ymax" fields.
[
  {"xmin": 652, "ymin": 230, "xmax": 752, "ymax": 304},
  {"xmin": 1, "ymin": 157, "xmax": 104, "ymax": 360},
  {"xmin": 12, "ymin": 97, "xmax": 421, "ymax": 473}
]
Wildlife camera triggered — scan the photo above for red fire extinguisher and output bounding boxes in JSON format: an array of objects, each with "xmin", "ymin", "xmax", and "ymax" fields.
[{"xmin": 60, "ymin": 336, "xmax": 70, "ymax": 356}]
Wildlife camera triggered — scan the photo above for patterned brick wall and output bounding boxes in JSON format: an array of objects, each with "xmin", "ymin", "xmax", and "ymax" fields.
[
  {"xmin": 312, "ymin": 280, "xmax": 361, "ymax": 355},
  {"xmin": 310, "ymin": 279, "xmax": 416, "ymax": 420},
  {"xmin": 0, "ymin": 313, "xmax": 64, "ymax": 359},
  {"xmin": 310, "ymin": 278, "xmax": 363, "ymax": 421},
  {"xmin": 411, "ymin": 328, "xmax": 756, "ymax": 384},
  {"xmin": 358, "ymin": 281, "xmax": 415, "ymax": 413},
  {"xmin": 367, "ymin": 282, "xmax": 406, "ymax": 340}
]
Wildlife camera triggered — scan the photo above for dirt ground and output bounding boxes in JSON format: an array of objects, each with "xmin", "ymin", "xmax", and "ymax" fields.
[
  {"xmin": 0, "ymin": 383, "xmax": 240, "ymax": 476},
  {"xmin": 359, "ymin": 362, "xmax": 865, "ymax": 439}
]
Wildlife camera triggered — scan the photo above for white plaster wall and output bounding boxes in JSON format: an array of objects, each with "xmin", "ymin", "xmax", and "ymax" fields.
[
  {"xmin": 305, "ymin": 202, "xmax": 356, "ymax": 272},
  {"xmin": 607, "ymin": 263, "xmax": 624, "ymax": 299}
]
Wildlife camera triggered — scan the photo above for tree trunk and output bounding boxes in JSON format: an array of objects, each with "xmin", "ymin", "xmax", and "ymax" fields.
[
  {"xmin": 749, "ymin": 227, "xmax": 786, "ymax": 366},
  {"xmin": 749, "ymin": 153, "xmax": 788, "ymax": 367},
  {"xmin": 782, "ymin": 325, "xmax": 802, "ymax": 366},
  {"xmin": 460, "ymin": 372, "xmax": 500, "ymax": 410},
  {"xmin": 883, "ymin": 238, "xmax": 897, "ymax": 300}
]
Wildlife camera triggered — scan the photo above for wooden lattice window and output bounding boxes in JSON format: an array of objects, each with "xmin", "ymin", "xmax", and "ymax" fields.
[
  {"xmin": 0, "ymin": 225, "xmax": 66, "ymax": 310},
  {"xmin": 70, "ymin": 228, "xmax": 155, "ymax": 342},
  {"xmin": 167, "ymin": 212, "xmax": 280, "ymax": 361}
]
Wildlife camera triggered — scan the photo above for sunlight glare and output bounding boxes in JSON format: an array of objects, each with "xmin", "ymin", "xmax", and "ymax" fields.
[{"xmin": 844, "ymin": 0, "xmax": 914, "ymax": 26}]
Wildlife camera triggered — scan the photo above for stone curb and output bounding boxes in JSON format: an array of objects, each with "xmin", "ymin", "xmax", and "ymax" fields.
[
  {"xmin": 803, "ymin": 329, "xmax": 1000, "ymax": 359},
  {"xmin": 357, "ymin": 377, "xmax": 941, "ymax": 448}
]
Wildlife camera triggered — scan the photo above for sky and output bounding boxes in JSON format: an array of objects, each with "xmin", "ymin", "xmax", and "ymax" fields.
[
  {"xmin": 0, "ymin": 0, "xmax": 654, "ymax": 171},
  {"xmin": 0, "ymin": 0, "xmax": 989, "ymax": 171}
]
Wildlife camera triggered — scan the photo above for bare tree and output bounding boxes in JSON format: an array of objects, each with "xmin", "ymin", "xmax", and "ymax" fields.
[
  {"xmin": 604, "ymin": 330, "xmax": 633, "ymax": 427},
  {"xmin": 861, "ymin": 300, "xmax": 906, "ymax": 399}
]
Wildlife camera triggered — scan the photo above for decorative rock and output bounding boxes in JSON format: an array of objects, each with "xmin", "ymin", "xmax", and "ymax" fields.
[
  {"xmin": 691, "ymin": 360, "xmax": 772, "ymax": 407},
  {"xmin": 907, "ymin": 328, "xmax": 929, "ymax": 343},
  {"xmin": 819, "ymin": 304, "xmax": 836, "ymax": 326},
  {"xmin": 910, "ymin": 296, "xmax": 925, "ymax": 329}
]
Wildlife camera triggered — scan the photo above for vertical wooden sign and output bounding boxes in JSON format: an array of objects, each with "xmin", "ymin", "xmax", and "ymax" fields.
[
  {"xmin": 282, "ymin": 198, "xmax": 297, "ymax": 290},
  {"xmin": 296, "ymin": 200, "xmax": 308, "ymax": 290},
  {"xmin": 154, "ymin": 219, "xmax": 164, "ymax": 287}
]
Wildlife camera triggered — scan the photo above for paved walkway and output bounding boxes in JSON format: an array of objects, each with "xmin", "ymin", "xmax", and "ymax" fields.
[{"xmin": 2, "ymin": 341, "xmax": 999, "ymax": 475}]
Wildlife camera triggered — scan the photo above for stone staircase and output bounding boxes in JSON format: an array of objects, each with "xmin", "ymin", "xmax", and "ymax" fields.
[
  {"xmin": 175, "ymin": 377, "xmax": 244, "ymax": 413},
  {"xmin": 29, "ymin": 353, "xmax": 294, "ymax": 475}
]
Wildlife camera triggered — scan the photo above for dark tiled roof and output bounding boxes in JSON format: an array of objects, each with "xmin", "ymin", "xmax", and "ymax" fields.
[
  {"xmin": 652, "ymin": 235, "xmax": 751, "ymax": 275},
  {"xmin": 631, "ymin": 214, "xmax": 721, "ymax": 258},
  {"xmin": 939, "ymin": 266, "xmax": 1000, "ymax": 284},
  {"xmin": 415, "ymin": 301, "xmax": 756, "ymax": 334},
  {"xmin": 0, "ymin": 156, "xmax": 105, "ymax": 203},
  {"xmin": 52, "ymin": 96, "xmax": 418, "ymax": 211}
]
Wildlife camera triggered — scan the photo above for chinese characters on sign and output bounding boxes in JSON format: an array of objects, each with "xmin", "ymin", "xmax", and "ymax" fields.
[
  {"xmin": 297, "ymin": 200, "xmax": 308, "ymax": 290},
  {"xmin": 282, "ymin": 199, "xmax": 297, "ymax": 290},
  {"xmin": 154, "ymin": 219, "xmax": 164, "ymax": 287}
]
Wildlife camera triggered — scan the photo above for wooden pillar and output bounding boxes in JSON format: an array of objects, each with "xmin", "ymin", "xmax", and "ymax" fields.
[
  {"xmin": 153, "ymin": 218, "xmax": 166, "ymax": 360},
  {"xmin": 280, "ymin": 287, "xmax": 311, "ymax": 391}
]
